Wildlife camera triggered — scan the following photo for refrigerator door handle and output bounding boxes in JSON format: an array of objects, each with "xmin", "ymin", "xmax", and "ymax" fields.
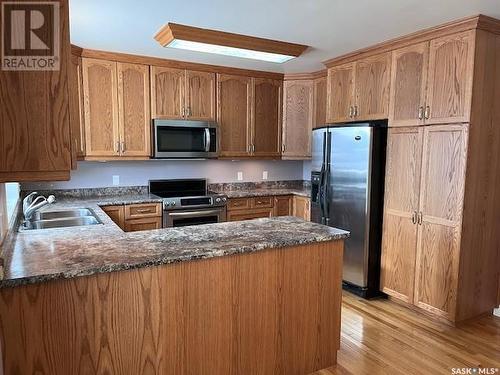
[
  {"xmin": 322, "ymin": 131, "xmax": 332, "ymax": 224},
  {"xmin": 319, "ymin": 131, "xmax": 327, "ymax": 223}
]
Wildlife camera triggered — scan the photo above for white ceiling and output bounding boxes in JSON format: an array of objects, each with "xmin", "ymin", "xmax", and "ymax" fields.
[{"xmin": 69, "ymin": 0, "xmax": 500, "ymax": 74}]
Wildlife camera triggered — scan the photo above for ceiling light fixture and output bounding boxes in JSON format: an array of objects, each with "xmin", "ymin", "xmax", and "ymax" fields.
[{"xmin": 154, "ymin": 23, "xmax": 308, "ymax": 63}]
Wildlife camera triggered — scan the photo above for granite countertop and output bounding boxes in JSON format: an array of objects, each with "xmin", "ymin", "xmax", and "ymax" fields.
[
  {"xmin": 0, "ymin": 194, "xmax": 348, "ymax": 288},
  {"xmin": 212, "ymin": 187, "xmax": 311, "ymax": 198}
]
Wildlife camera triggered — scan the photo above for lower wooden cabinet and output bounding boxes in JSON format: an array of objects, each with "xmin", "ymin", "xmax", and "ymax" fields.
[
  {"xmin": 102, "ymin": 203, "xmax": 162, "ymax": 232},
  {"xmin": 228, "ymin": 195, "xmax": 309, "ymax": 222}
]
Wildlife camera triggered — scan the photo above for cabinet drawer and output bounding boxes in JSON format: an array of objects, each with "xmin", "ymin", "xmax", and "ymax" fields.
[
  {"xmin": 228, "ymin": 198, "xmax": 252, "ymax": 211},
  {"xmin": 251, "ymin": 196, "xmax": 273, "ymax": 208},
  {"xmin": 124, "ymin": 217, "xmax": 162, "ymax": 232},
  {"xmin": 227, "ymin": 208, "xmax": 273, "ymax": 222},
  {"xmin": 124, "ymin": 203, "xmax": 162, "ymax": 219}
]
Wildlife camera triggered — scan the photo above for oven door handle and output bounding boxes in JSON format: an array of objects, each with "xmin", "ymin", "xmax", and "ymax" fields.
[
  {"xmin": 204, "ymin": 128, "xmax": 211, "ymax": 152},
  {"xmin": 168, "ymin": 209, "xmax": 222, "ymax": 218}
]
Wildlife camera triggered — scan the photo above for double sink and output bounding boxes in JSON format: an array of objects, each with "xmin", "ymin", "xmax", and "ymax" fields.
[{"xmin": 21, "ymin": 208, "xmax": 103, "ymax": 231}]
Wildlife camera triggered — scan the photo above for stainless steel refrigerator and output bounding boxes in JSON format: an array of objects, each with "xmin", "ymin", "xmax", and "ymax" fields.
[{"xmin": 311, "ymin": 123, "xmax": 387, "ymax": 298}]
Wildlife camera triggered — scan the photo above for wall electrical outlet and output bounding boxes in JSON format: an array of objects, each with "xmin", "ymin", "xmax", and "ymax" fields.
[
  {"xmin": 112, "ymin": 175, "xmax": 120, "ymax": 186},
  {"xmin": 262, "ymin": 171, "xmax": 268, "ymax": 180},
  {"xmin": 237, "ymin": 171, "xmax": 243, "ymax": 181}
]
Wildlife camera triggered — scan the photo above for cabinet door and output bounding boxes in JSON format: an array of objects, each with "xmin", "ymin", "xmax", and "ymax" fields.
[
  {"xmin": 313, "ymin": 76, "xmax": 327, "ymax": 128},
  {"xmin": 82, "ymin": 58, "xmax": 120, "ymax": 157},
  {"xmin": 69, "ymin": 54, "xmax": 85, "ymax": 159},
  {"xmin": 425, "ymin": 31, "xmax": 475, "ymax": 124},
  {"xmin": 389, "ymin": 43, "xmax": 429, "ymax": 127},
  {"xmin": 282, "ymin": 80, "xmax": 313, "ymax": 159},
  {"xmin": 414, "ymin": 124, "xmax": 468, "ymax": 319},
  {"xmin": 274, "ymin": 196, "xmax": 293, "ymax": 216},
  {"xmin": 101, "ymin": 205, "xmax": 125, "ymax": 229},
  {"xmin": 380, "ymin": 127, "xmax": 424, "ymax": 303},
  {"xmin": 293, "ymin": 196, "xmax": 310, "ymax": 220},
  {"xmin": 326, "ymin": 63, "xmax": 355, "ymax": 123},
  {"xmin": 217, "ymin": 74, "xmax": 252, "ymax": 157},
  {"xmin": 150, "ymin": 66, "xmax": 185, "ymax": 119},
  {"xmin": 354, "ymin": 53, "xmax": 391, "ymax": 121},
  {"xmin": 253, "ymin": 78, "xmax": 282, "ymax": 157},
  {"xmin": 124, "ymin": 217, "xmax": 162, "ymax": 232},
  {"xmin": 117, "ymin": 63, "xmax": 151, "ymax": 157},
  {"xmin": 185, "ymin": 70, "xmax": 215, "ymax": 121}
]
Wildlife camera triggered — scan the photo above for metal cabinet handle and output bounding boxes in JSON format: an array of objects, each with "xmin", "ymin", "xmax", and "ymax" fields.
[
  {"xmin": 121, "ymin": 141, "xmax": 125, "ymax": 153},
  {"xmin": 282, "ymin": 144, "xmax": 286, "ymax": 153},
  {"xmin": 418, "ymin": 106, "xmax": 424, "ymax": 120},
  {"xmin": 136, "ymin": 208, "xmax": 153, "ymax": 213},
  {"xmin": 186, "ymin": 107, "xmax": 192, "ymax": 117},
  {"xmin": 181, "ymin": 107, "xmax": 186, "ymax": 117},
  {"xmin": 349, "ymin": 106, "xmax": 354, "ymax": 118},
  {"xmin": 116, "ymin": 141, "xmax": 121, "ymax": 154},
  {"xmin": 417, "ymin": 212, "xmax": 423, "ymax": 225},
  {"xmin": 252, "ymin": 144, "xmax": 256, "ymax": 153},
  {"xmin": 411, "ymin": 211, "xmax": 417, "ymax": 224},
  {"xmin": 424, "ymin": 106, "xmax": 430, "ymax": 120},
  {"xmin": 354, "ymin": 105, "xmax": 358, "ymax": 117}
]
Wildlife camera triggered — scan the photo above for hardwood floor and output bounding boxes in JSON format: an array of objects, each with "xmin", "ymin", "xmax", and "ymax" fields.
[{"xmin": 312, "ymin": 292, "xmax": 500, "ymax": 375}]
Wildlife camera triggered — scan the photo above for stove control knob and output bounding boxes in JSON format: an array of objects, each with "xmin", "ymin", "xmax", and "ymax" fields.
[
  {"xmin": 222, "ymin": 197, "xmax": 227, "ymax": 202},
  {"xmin": 215, "ymin": 197, "xmax": 221, "ymax": 203},
  {"xmin": 171, "ymin": 201, "xmax": 176, "ymax": 207},
  {"xmin": 164, "ymin": 201, "xmax": 170, "ymax": 207}
]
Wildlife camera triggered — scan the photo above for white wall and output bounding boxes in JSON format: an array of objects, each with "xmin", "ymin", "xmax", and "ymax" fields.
[{"xmin": 22, "ymin": 160, "xmax": 305, "ymax": 190}]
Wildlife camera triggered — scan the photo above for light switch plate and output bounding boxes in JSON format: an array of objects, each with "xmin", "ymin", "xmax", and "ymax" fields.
[
  {"xmin": 262, "ymin": 171, "xmax": 268, "ymax": 180},
  {"xmin": 237, "ymin": 171, "xmax": 243, "ymax": 181},
  {"xmin": 112, "ymin": 175, "xmax": 120, "ymax": 186}
]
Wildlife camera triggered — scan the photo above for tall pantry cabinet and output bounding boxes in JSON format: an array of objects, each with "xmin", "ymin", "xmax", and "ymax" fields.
[{"xmin": 380, "ymin": 26, "xmax": 500, "ymax": 323}]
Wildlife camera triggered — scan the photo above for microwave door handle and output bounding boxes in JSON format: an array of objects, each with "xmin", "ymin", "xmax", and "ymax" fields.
[{"xmin": 204, "ymin": 128, "xmax": 211, "ymax": 152}]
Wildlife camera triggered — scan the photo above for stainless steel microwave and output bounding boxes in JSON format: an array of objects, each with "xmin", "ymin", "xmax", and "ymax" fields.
[{"xmin": 152, "ymin": 119, "xmax": 219, "ymax": 159}]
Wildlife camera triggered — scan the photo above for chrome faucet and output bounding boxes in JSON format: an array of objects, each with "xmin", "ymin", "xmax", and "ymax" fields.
[{"xmin": 23, "ymin": 192, "xmax": 56, "ymax": 223}]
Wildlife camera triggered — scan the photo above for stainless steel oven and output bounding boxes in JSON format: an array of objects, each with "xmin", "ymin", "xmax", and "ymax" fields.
[
  {"xmin": 152, "ymin": 119, "xmax": 219, "ymax": 159},
  {"xmin": 164, "ymin": 206, "xmax": 227, "ymax": 227}
]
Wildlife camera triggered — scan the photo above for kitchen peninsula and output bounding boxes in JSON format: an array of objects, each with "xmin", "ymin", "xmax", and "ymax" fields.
[{"xmin": 0, "ymin": 195, "xmax": 348, "ymax": 375}]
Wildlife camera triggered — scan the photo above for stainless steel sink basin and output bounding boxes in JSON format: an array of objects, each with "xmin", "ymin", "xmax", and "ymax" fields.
[
  {"xmin": 32, "ymin": 208, "xmax": 94, "ymax": 221},
  {"xmin": 27, "ymin": 216, "xmax": 102, "ymax": 230},
  {"xmin": 20, "ymin": 208, "xmax": 103, "ymax": 231}
]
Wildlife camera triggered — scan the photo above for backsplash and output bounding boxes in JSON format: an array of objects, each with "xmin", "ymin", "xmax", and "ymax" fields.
[{"xmin": 22, "ymin": 160, "xmax": 307, "ymax": 190}]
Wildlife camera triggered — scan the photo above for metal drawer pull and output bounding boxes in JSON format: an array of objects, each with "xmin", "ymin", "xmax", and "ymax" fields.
[{"xmin": 135, "ymin": 208, "xmax": 153, "ymax": 213}]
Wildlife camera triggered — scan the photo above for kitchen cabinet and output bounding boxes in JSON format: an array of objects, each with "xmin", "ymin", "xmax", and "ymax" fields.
[
  {"xmin": 82, "ymin": 58, "xmax": 151, "ymax": 159},
  {"xmin": 0, "ymin": 0, "xmax": 72, "ymax": 182},
  {"xmin": 380, "ymin": 127, "xmax": 424, "ymax": 303},
  {"xmin": 326, "ymin": 53, "xmax": 390, "ymax": 123},
  {"xmin": 313, "ymin": 76, "xmax": 327, "ymax": 128},
  {"xmin": 293, "ymin": 196, "xmax": 311, "ymax": 221},
  {"xmin": 274, "ymin": 195, "xmax": 293, "ymax": 216},
  {"xmin": 326, "ymin": 63, "xmax": 355, "ymax": 123},
  {"xmin": 425, "ymin": 31, "xmax": 475, "ymax": 124},
  {"xmin": 82, "ymin": 58, "xmax": 120, "ymax": 157},
  {"xmin": 217, "ymin": 74, "xmax": 253, "ymax": 157},
  {"xmin": 253, "ymin": 79, "xmax": 282, "ymax": 157},
  {"xmin": 151, "ymin": 66, "xmax": 215, "ymax": 121},
  {"xmin": 69, "ymin": 54, "xmax": 85, "ymax": 160},
  {"xmin": 117, "ymin": 63, "xmax": 151, "ymax": 157},
  {"xmin": 388, "ymin": 42, "xmax": 429, "ymax": 127},
  {"xmin": 282, "ymin": 80, "xmax": 314, "ymax": 159},
  {"xmin": 102, "ymin": 203, "xmax": 162, "ymax": 232}
]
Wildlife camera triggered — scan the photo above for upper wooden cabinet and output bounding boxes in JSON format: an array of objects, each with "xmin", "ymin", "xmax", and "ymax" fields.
[
  {"xmin": 117, "ymin": 63, "xmax": 151, "ymax": 157},
  {"xmin": 388, "ymin": 42, "xmax": 429, "ymax": 127},
  {"xmin": 425, "ymin": 31, "xmax": 475, "ymax": 124},
  {"xmin": 0, "ymin": 0, "xmax": 72, "ymax": 182},
  {"xmin": 354, "ymin": 53, "xmax": 391, "ymax": 121},
  {"xmin": 82, "ymin": 58, "xmax": 151, "ymax": 159},
  {"xmin": 313, "ymin": 76, "xmax": 327, "ymax": 128},
  {"xmin": 326, "ymin": 54, "xmax": 390, "ymax": 123},
  {"xmin": 326, "ymin": 63, "xmax": 355, "ymax": 123},
  {"xmin": 82, "ymin": 58, "xmax": 120, "ymax": 157},
  {"xmin": 151, "ymin": 67, "xmax": 215, "ymax": 121},
  {"xmin": 282, "ymin": 80, "xmax": 314, "ymax": 159},
  {"xmin": 217, "ymin": 74, "xmax": 253, "ymax": 157},
  {"xmin": 253, "ymin": 79, "xmax": 282, "ymax": 157}
]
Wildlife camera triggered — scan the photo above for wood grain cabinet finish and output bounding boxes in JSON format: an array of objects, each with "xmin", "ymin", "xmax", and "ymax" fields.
[
  {"xmin": 185, "ymin": 70, "xmax": 216, "ymax": 120},
  {"xmin": 381, "ymin": 127, "xmax": 424, "ymax": 303},
  {"xmin": 69, "ymin": 54, "xmax": 86, "ymax": 161},
  {"xmin": 82, "ymin": 58, "xmax": 120, "ymax": 157},
  {"xmin": 217, "ymin": 74, "xmax": 253, "ymax": 157},
  {"xmin": 0, "ymin": 0, "xmax": 72, "ymax": 182},
  {"xmin": 282, "ymin": 80, "xmax": 314, "ymax": 159},
  {"xmin": 151, "ymin": 67, "xmax": 215, "ymax": 121},
  {"xmin": 274, "ymin": 195, "xmax": 293, "ymax": 216},
  {"xmin": 425, "ymin": 31, "xmax": 475, "ymax": 125},
  {"xmin": 326, "ymin": 63, "xmax": 355, "ymax": 123},
  {"xmin": 150, "ymin": 66, "xmax": 185, "ymax": 119},
  {"xmin": 388, "ymin": 43, "xmax": 429, "ymax": 127},
  {"xmin": 313, "ymin": 76, "xmax": 328, "ymax": 128},
  {"xmin": 102, "ymin": 203, "xmax": 162, "ymax": 232},
  {"xmin": 227, "ymin": 208, "xmax": 274, "ymax": 222},
  {"xmin": 253, "ymin": 79, "xmax": 282, "ymax": 157},
  {"xmin": 354, "ymin": 53, "xmax": 391, "ymax": 121},
  {"xmin": 124, "ymin": 203, "xmax": 162, "ymax": 220},
  {"xmin": 117, "ymin": 63, "xmax": 151, "ymax": 156},
  {"xmin": 293, "ymin": 196, "xmax": 311, "ymax": 221},
  {"xmin": 124, "ymin": 217, "xmax": 162, "ymax": 232},
  {"xmin": 101, "ymin": 205, "xmax": 125, "ymax": 229},
  {"xmin": 228, "ymin": 195, "xmax": 309, "ymax": 221}
]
